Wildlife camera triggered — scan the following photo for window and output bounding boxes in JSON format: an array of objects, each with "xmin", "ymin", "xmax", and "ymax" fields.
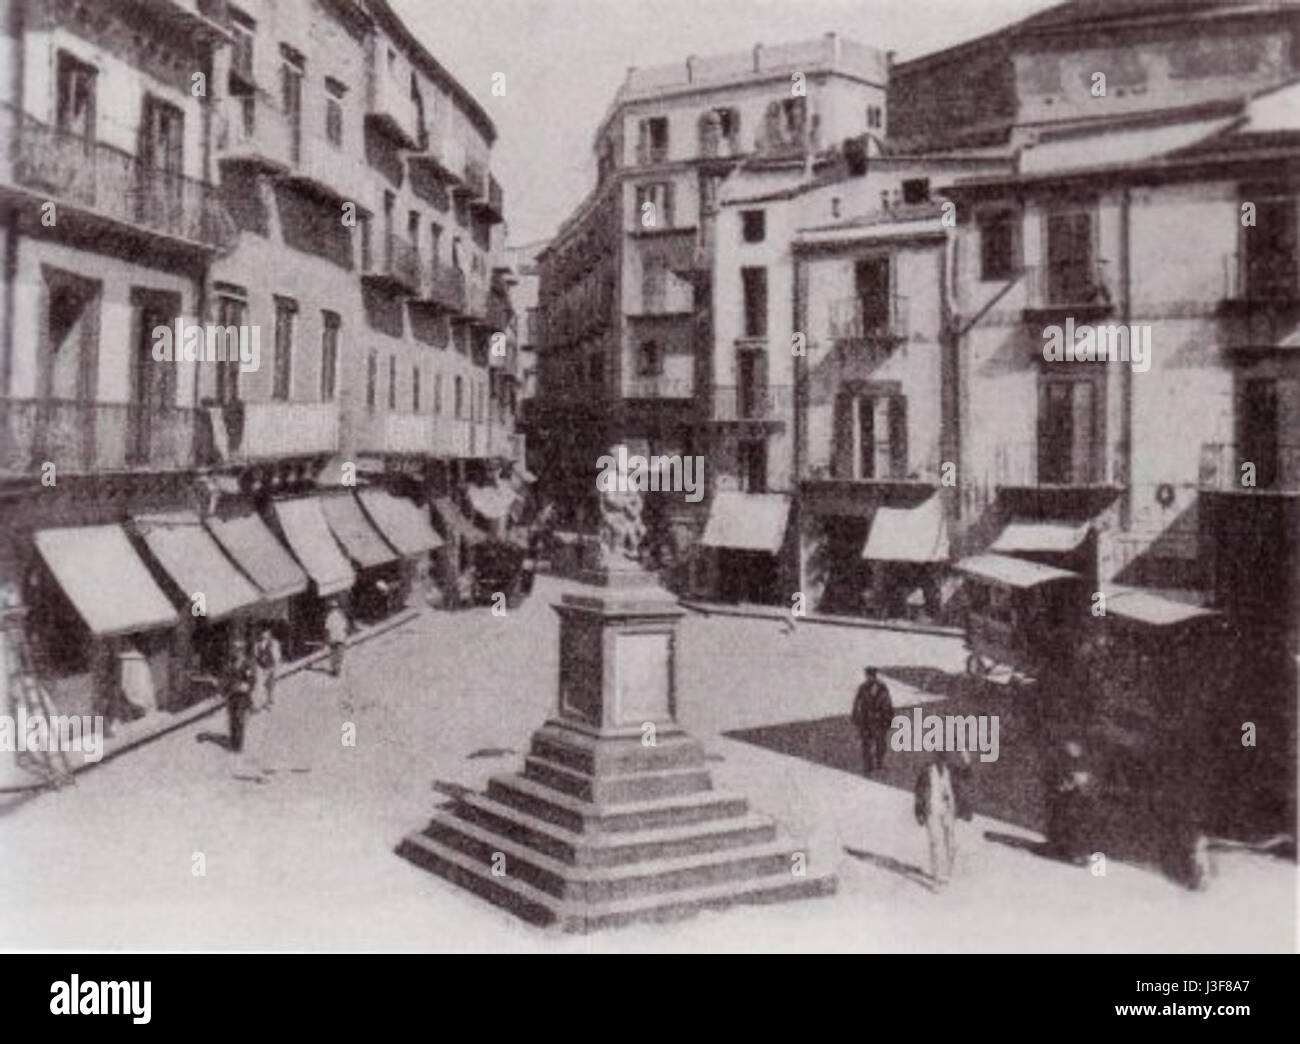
[
  {"xmin": 55, "ymin": 51, "xmax": 96, "ymax": 140},
  {"xmin": 320, "ymin": 310, "xmax": 339, "ymax": 401},
  {"xmin": 853, "ymin": 394, "xmax": 907, "ymax": 480},
  {"xmin": 1045, "ymin": 209, "xmax": 1100, "ymax": 305},
  {"xmin": 902, "ymin": 178, "xmax": 930, "ymax": 205},
  {"xmin": 412, "ymin": 365, "xmax": 421, "ymax": 412},
  {"xmin": 430, "ymin": 222, "xmax": 442, "ymax": 264},
  {"xmin": 1243, "ymin": 196, "xmax": 1297, "ymax": 299},
  {"xmin": 228, "ymin": 8, "xmax": 255, "ymax": 90},
  {"xmin": 215, "ymin": 295, "xmax": 246, "ymax": 405},
  {"xmin": 452, "ymin": 236, "xmax": 463, "ymax": 270},
  {"xmin": 866, "ymin": 105, "xmax": 883, "ymax": 130},
  {"xmin": 387, "ymin": 354, "xmax": 397, "ymax": 409},
  {"xmin": 739, "ymin": 440, "xmax": 767, "ymax": 493},
  {"xmin": 325, "ymin": 97, "xmax": 342, "ymax": 146},
  {"xmin": 280, "ymin": 60, "xmax": 302, "ymax": 164},
  {"xmin": 741, "ymin": 210, "xmax": 766, "ymax": 243},
  {"xmin": 636, "ymin": 340, "xmax": 663, "ymax": 377},
  {"xmin": 272, "ymin": 296, "xmax": 296, "ymax": 400},
  {"xmin": 641, "ymin": 261, "xmax": 666, "ymax": 312},
  {"xmin": 1038, "ymin": 377, "xmax": 1097, "ymax": 485},
  {"xmin": 638, "ymin": 116, "xmax": 668, "ymax": 162},
  {"xmin": 140, "ymin": 96, "xmax": 183, "ymax": 177},
  {"xmin": 358, "ymin": 213, "xmax": 372, "ymax": 270},
  {"xmin": 855, "ymin": 257, "xmax": 892, "ymax": 335},
  {"xmin": 454, "ymin": 375, "xmax": 464, "ymax": 418},
  {"xmin": 980, "ymin": 210, "xmax": 1017, "ymax": 281},
  {"xmin": 433, "ymin": 373, "xmax": 442, "ymax": 414},
  {"xmin": 741, "ymin": 267, "xmax": 768, "ymax": 338},
  {"xmin": 366, "ymin": 350, "xmax": 377, "ymax": 410},
  {"xmin": 634, "ymin": 182, "xmax": 674, "ymax": 229}
]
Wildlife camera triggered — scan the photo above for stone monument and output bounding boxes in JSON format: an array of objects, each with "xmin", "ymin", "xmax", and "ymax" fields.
[{"xmin": 399, "ymin": 454, "xmax": 836, "ymax": 931}]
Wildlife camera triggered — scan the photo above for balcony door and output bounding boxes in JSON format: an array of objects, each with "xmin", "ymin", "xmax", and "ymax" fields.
[
  {"xmin": 736, "ymin": 349, "xmax": 767, "ymax": 419},
  {"xmin": 1239, "ymin": 378, "xmax": 1279, "ymax": 488},
  {"xmin": 1038, "ymin": 377, "xmax": 1096, "ymax": 485},
  {"xmin": 855, "ymin": 257, "xmax": 891, "ymax": 336},
  {"xmin": 1244, "ymin": 198, "xmax": 1297, "ymax": 300},
  {"xmin": 281, "ymin": 61, "xmax": 303, "ymax": 164},
  {"xmin": 1045, "ymin": 210, "xmax": 1094, "ymax": 305},
  {"xmin": 38, "ymin": 269, "xmax": 100, "ymax": 467},
  {"xmin": 137, "ymin": 97, "xmax": 184, "ymax": 232},
  {"xmin": 130, "ymin": 290, "xmax": 181, "ymax": 466}
]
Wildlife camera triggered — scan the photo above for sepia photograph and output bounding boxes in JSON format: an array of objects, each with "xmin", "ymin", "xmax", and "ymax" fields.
[{"xmin": 0, "ymin": 0, "xmax": 1296, "ymax": 974}]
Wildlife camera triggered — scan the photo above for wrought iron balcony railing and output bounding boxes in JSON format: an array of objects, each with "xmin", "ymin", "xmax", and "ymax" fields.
[
  {"xmin": 1, "ymin": 103, "xmax": 235, "ymax": 251},
  {"xmin": 422, "ymin": 261, "xmax": 467, "ymax": 314},
  {"xmin": 635, "ymin": 142, "xmax": 669, "ymax": 165},
  {"xmin": 987, "ymin": 438, "xmax": 1115, "ymax": 488},
  {"xmin": 1023, "ymin": 259, "xmax": 1114, "ymax": 313},
  {"xmin": 708, "ymin": 384, "xmax": 793, "ymax": 422},
  {"xmin": 1199, "ymin": 441, "xmax": 1300, "ymax": 492},
  {"xmin": 828, "ymin": 295, "xmax": 909, "ymax": 343},
  {"xmin": 0, "ymin": 399, "xmax": 201, "ymax": 475},
  {"xmin": 362, "ymin": 233, "xmax": 421, "ymax": 294}
]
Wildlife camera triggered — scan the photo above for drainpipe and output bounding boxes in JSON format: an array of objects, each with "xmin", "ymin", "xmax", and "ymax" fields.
[
  {"xmin": 1119, "ymin": 187, "xmax": 1133, "ymax": 531},
  {"xmin": 2, "ymin": 0, "xmax": 27, "ymax": 398},
  {"xmin": 792, "ymin": 253, "xmax": 808, "ymax": 600}
]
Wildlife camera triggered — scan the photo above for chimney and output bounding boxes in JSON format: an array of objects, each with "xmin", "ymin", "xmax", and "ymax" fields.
[
  {"xmin": 824, "ymin": 31, "xmax": 840, "ymax": 64},
  {"xmin": 686, "ymin": 55, "xmax": 697, "ymax": 83},
  {"xmin": 753, "ymin": 43, "xmax": 763, "ymax": 73}
]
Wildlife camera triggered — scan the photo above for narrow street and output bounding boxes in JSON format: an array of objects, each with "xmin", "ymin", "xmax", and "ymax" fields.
[{"xmin": 1, "ymin": 577, "xmax": 1291, "ymax": 952}]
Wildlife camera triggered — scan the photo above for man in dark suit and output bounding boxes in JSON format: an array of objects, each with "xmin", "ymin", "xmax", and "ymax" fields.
[{"xmin": 851, "ymin": 667, "xmax": 894, "ymax": 774}]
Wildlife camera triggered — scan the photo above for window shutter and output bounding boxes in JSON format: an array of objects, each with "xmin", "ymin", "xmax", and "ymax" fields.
[{"xmin": 832, "ymin": 392, "xmax": 854, "ymax": 479}]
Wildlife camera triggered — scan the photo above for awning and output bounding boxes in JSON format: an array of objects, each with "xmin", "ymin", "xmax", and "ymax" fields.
[
  {"xmin": 1102, "ymin": 588, "xmax": 1219, "ymax": 628},
  {"xmin": 699, "ymin": 492, "xmax": 791, "ymax": 553},
  {"xmin": 205, "ymin": 512, "xmax": 309, "ymax": 602},
  {"xmin": 955, "ymin": 553, "xmax": 1080, "ymax": 589},
  {"xmin": 991, "ymin": 520, "xmax": 1091, "ymax": 555},
  {"xmin": 34, "ymin": 525, "xmax": 178, "ymax": 636},
  {"xmin": 319, "ymin": 492, "xmax": 398, "ymax": 569},
  {"xmin": 357, "ymin": 490, "xmax": 444, "ymax": 557},
  {"xmin": 466, "ymin": 483, "xmax": 518, "ymax": 522},
  {"xmin": 134, "ymin": 512, "xmax": 264, "ymax": 621},
  {"xmin": 862, "ymin": 494, "xmax": 949, "ymax": 563},
  {"xmin": 432, "ymin": 497, "xmax": 486, "ymax": 545},
  {"xmin": 271, "ymin": 497, "xmax": 356, "ymax": 597}
]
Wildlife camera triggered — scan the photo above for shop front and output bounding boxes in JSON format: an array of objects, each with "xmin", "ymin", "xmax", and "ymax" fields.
[
  {"xmin": 318, "ymin": 492, "xmax": 402, "ymax": 625},
  {"xmin": 269, "ymin": 496, "xmax": 356, "ymax": 656},
  {"xmin": 695, "ymin": 491, "xmax": 792, "ymax": 605}
]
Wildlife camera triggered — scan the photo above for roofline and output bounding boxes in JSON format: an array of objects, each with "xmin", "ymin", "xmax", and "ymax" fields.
[{"xmin": 365, "ymin": 0, "xmax": 497, "ymax": 145}]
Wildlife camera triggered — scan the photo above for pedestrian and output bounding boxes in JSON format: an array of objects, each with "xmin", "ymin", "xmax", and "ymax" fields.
[
  {"xmin": 850, "ymin": 666, "xmax": 893, "ymax": 774},
  {"xmin": 252, "ymin": 625, "xmax": 281, "ymax": 711},
  {"xmin": 324, "ymin": 601, "xmax": 348, "ymax": 678},
  {"xmin": 915, "ymin": 750, "xmax": 958, "ymax": 885},
  {"xmin": 1045, "ymin": 740, "xmax": 1095, "ymax": 865},
  {"xmin": 224, "ymin": 638, "xmax": 256, "ymax": 755}
]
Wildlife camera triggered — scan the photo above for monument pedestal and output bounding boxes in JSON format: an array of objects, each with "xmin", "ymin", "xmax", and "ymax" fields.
[{"xmin": 399, "ymin": 567, "xmax": 836, "ymax": 933}]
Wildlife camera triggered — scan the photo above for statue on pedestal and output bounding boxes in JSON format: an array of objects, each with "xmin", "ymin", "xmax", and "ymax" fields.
[{"xmin": 596, "ymin": 446, "xmax": 645, "ymax": 572}]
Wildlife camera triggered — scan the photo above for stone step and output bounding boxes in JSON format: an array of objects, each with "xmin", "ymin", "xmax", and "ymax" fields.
[
  {"xmin": 529, "ymin": 728, "xmax": 707, "ymax": 777},
  {"xmin": 523, "ymin": 754, "xmax": 712, "ymax": 805},
  {"xmin": 419, "ymin": 810, "xmax": 809, "ymax": 904},
  {"xmin": 397, "ymin": 830, "xmax": 837, "ymax": 934},
  {"xmin": 453, "ymin": 791, "xmax": 778, "ymax": 867},
  {"xmin": 487, "ymin": 774, "xmax": 750, "ymax": 834}
]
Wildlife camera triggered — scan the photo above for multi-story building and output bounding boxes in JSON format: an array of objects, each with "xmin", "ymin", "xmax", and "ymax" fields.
[
  {"xmin": 534, "ymin": 34, "xmax": 890, "ymax": 542},
  {"xmin": 0, "ymin": 0, "xmax": 512, "ymax": 750},
  {"xmin": 505, "ymin": 236, "xmax": 547, "ymax": 469}
]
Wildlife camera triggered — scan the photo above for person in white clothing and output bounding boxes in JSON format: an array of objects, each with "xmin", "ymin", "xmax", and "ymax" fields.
[{"xmin": 915, "ymin": 751, "xmax": 958, "ymax": 885}]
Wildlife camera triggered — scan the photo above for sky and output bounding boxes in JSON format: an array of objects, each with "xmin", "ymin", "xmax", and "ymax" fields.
[{"xmin": 390, "ymin": 0, "xmax": 1060, "ymax": 247}]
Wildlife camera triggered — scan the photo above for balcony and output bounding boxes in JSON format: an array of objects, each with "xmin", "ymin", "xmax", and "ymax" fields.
[
  {"xmin": 0, "ymin": 399, "xmax": 200, "ymax": 476},
  {"xmin": 828, "ymin": 295, "xmax": 909, "ymax": 356},
  {"xmin": 140, "ymin": 0, "xmax": 232, "ymax": 41},
  {"xmin": 623, "ymin": 376, "xmax": 694, "ymax": 400},
  {"xmin": 635, "ymin": 143, "xmax": 670, "ymax": 166},
  {"xmin": 215, "ymin": 95, "xmax": 291, "ymax": 174},
  {"xmin": 441, "ymin": 418, "xmax": 473, "ymax": 457},
  {"xmin": 461, "ymin": 270, "xmax": 489, "ymax": 322},
  {"xmin": 698, "ymin": 132, "xmax": 743, "ymax": 162},
  {"xmin": 985, "ymin": 439, "xmax": 1116, "ymax": 489},
  {"xmin": 456, "ymin": 157, "xmax": 487, "ymax": 201},
  {"xmin": 362, "ymin": 233, "xmax": 421, "ymax": 294},
  {"xmin": 366, "ymin": 70, "xmax": 421, "ymax": 150},
  {"xmin": 707, "ymin": 384, "xmax": 793, "ymax": 424},
  {"xmin": 408, "ymin": 131, "xmax": 461, "ymax": 185},
  {"xmin": 282, "ymin": 129, "xmax": 370, "ymax": 207},
  {"xmin": 210, "ymin": 401, "xmax": 339, "ymax": 461},
  {"xmin": 0, "ymin": 103, "xmax": 235, "ymax": 253},
  {"xmin": 421, "ymin": 261, "xmax": 467, "ymax": 314},
  {"xmin": 379, "ymin": 413, "xmax": 434, "ymax": 456},
  {"xmin": 472, "ymin": 173, "xmax": 504, "ymax": 223},
  {"xmin": 1199, "ymin": 441, "xmax": 1300, "ymax": 493},
  {"xmin": 1022, "ymin": 259, "xmax": 1114, "ymax": 323},
  {"xmin": 1219, "ymin": 250, "xmax": 1300, "ymax": 314}
]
